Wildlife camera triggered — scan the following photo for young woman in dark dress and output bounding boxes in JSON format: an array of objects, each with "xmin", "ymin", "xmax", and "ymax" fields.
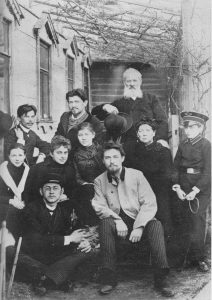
[
  {"xmin": 73, "ymin": 122, "xmax": 105, "ymax": 225},
  {"xmin": 125, "ymin": 119, "xmax": 173, "ymax": 239},
  {"xmin": 0, "ymin": 143, "xmax": 29, "ymax": 239}
]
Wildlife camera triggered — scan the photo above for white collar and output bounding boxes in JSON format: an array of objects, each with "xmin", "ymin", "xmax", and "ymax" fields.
[
  {"xmin": 45, "ymin": 202, "xmax": 57, "ymax": 211},
  {"xmin": 19, "ymin": 123, "xmax": 30, "ymax": 133}
]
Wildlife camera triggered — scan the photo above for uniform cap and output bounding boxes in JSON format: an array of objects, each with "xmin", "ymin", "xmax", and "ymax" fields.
[
  {"xmin": 180, "ymin": 111, "xmax": 209, "ymax": 125},
  {"xmin": 40, "ymin": 173, "xmax": 64, "ymax": 188}
]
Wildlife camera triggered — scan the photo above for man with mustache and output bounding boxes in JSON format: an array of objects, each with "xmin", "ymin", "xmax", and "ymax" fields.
[
  {"xmin": 92, "ymin": 141, "xmax": 174, "ymax": 297},
  {"xmin": 92, "ymin": 68, "xmax": 168, "ymax": 146},
  {"xmin": 55, "ymin": 89, "xmax": 103, "ymax": 155},
  {"xmin": 4, "ymin": 104, "xmax": 50, "ymax": 166}
]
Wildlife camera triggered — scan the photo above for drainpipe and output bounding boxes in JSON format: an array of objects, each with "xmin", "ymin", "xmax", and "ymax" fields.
[{"xmin": 35, "ymin": 29, "xmax": 40, "ymax": 123}]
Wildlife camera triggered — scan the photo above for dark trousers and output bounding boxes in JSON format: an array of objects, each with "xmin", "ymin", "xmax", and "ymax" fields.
[
  {"xmin": 99, "ymin": 215, "xmax": 169, "ymax": 274},
  {"xmin": 7, "ymin": 246, "xmax": 94, "ymax": 286},
  {"xmin": 175, "ymin": 198, "xmax": 209, "ymax": 262}
]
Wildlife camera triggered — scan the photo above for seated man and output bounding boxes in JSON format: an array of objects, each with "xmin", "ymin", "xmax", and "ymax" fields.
[
  {"xmin": 15, "ymin": 173, "xmax": 94, "ymax": 295},
  {"xmin": 23, "ymin": 135, "xmax": 76, "ymax": 203},
  {"xmin": 4, "ymin": 104, "xmax": 50, "ymax": 166},
  {"xmin": 92, "ymin": 68, "xmax": 168, "ymax": 147},
  {"xmin": 92, "ymin": 141, "xmax": 174, "ymax": 297}
]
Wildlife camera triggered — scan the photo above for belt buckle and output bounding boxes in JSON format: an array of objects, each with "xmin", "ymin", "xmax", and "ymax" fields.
[{"xmin": 187, "ymin": 168, "xmax": 194, "ymax": 174}]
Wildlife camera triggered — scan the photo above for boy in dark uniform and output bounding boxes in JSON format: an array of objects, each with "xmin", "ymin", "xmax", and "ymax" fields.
[{"xmin": 172, "ymin": 112, "xmax": 211, "ymax": 272}]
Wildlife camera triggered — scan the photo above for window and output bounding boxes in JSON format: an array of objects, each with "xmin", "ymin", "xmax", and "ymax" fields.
[
  {"xmin": 40, "ymin": 41, "xmax": 50, "ymax": 119},
  {"xmin": 83, "ymin": 67, "xmax": 89, "ymax": 101},
  {"xmin": 0, "ymin": 19, "xmax": 10, "ymax": 112},
  {"xmin": 67, "ymin": 56, "xmax": 74, "ymax": 91}
]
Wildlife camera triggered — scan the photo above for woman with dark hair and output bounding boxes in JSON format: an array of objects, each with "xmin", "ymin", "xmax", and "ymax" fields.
[
  {"xmin": 73, "ymin": 122, "xmax": 105, "ymax": 225},
  {"xmin": 125, "ymin": 119, "xmax": 173, "ymax": 239},
  {"xmin": 0, "ymin": 143, "xmax": 29, "ymax": 239}
]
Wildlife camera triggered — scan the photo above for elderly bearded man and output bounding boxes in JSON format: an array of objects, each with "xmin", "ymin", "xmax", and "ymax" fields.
[
  {"xmin": 92, "ymin": 141, "xmax": 174, "ymax": 297},
  {"xmin": 92, "ymin": 68, "xmax": 168, "ymax": 147}
]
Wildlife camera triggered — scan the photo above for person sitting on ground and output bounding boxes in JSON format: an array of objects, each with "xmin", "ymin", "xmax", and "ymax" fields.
[
  {"xmin": 172, "ymin": 111, "xmax": 211, "ymax": 272},
  {"xmin": 11, "ymin": 173, "xmax": 95, "ymax": 296},
  {"xmin": 4, "ymin": 104, "xmax": 50, "ymax": 166},
  {"xmin": 92, "ymin": 68, "xmax": 168, "ymax": 149},
  {"xmin": 0, "ymin": 143, "xmax": 29, "ymax": 240},
  {"xmin": 23, "ymin": 135, "xmax": 76, "ymax": 203},
  {"xmin": 73, "ymin": 122, "xmax": 105, "ymax": 226},
  {"xmin": 124, "ymin": 118, "xmax": 173, "ymax": 240},
  {"xmin": 55, "ymin": 89, "xmax": 103, "ymax": 156},
  {"xmin": 92, "ymin": 141, "xmax": 175, "ymax": 298}
]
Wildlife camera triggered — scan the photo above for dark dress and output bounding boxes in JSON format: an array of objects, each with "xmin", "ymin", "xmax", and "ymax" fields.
[
  {"xmin": 55, "ymin": 112, "xmax": 104, "ymax": 155},
  {"xmin": 73, "ymin": 143, "xmax": 105, "ymax": 225},
  {"xmin": 172, "ymin": 136, "xmax": 211, "ymax": 262},
  {"xmin": 0, "ymin": 162, "xmax": 28, "ymax": 239},
  {"xmin": 23, "ymin": 156, "xmax": 76, "ymax": 204},
  {"xmin": 125, "ymin": 140, "xmax": 173, "ymax": 237}
]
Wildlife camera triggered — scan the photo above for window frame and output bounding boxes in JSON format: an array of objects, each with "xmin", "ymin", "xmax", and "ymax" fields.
[
  {"xmin": 83, "ymin": 66, "xmax": 90, "ymax": 103},
  {"xmin": 0, "ymin": 18, "xmax": 11, "ymax": 113},
  {"xmin": 66, "ymin": 55, "xmax": 75, "ymax": 91},
  {"xmin": 39, "ymin": 40, "xmax": 51, "ymax": 121}
]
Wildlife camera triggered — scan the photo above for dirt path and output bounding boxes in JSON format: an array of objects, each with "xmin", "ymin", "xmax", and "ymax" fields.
[{"xmin": 10, "ymin": 264, "xmax": 210, "ymax": 300}]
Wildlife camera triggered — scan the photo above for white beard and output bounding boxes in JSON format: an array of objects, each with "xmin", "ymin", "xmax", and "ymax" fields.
[{"xmin": 123, "ymin": 86, "xmax": 143, "ymax": 100}]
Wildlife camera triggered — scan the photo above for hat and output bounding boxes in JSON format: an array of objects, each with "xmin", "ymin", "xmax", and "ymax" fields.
[
  {"xmin": 181, "ymin": 111, "xmax": 209, "ymax": 125},
  {"xmin": 104, "ymin": 113, "xmax": 133, "ymax": 139},
  {"xmin": 0, "ymin": 111, "xmax": 13, "ymax": 138},
  {"xmin": 40, "ymin": 173, "xmax": 64, "ymax": 188}
]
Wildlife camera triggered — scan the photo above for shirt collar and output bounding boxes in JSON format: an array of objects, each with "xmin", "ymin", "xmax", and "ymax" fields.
[
  {"xmin": 107, "ymin": 167, "xmax": 125, "ymax": 184},
  {"xmin": 19, "ymin": 123, "xmax": 30, "ymax": 133},
  {"xmin": 45, "ymin": 202, "xmax": 57, "ymax": 212},
  {"xmin": 185, "ymin": 134, "xmax": 203, "ymax": 145}
]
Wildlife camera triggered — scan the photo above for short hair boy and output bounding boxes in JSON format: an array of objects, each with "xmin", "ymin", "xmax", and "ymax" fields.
[
  {"xmin": 4, "ymin": 104, "xmax": 50, "ymax": 166},
  {"xmin": 172, "ymin": 111, "xmax": 211, "ymax": 272}
]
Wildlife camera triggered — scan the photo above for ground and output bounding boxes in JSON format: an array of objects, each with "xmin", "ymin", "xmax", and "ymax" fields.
[{"xmin": 8, "ymin": 242, "xmax": 211, "ymax": 300}]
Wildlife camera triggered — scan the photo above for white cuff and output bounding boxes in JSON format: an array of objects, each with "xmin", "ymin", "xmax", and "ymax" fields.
[
  {"xmin": 17, "ymin": 139, "xmax": 25, "ymax": 145},
  {"xmin": 64, "ymin": 236, "xmax": 71, "ymax": 245},
  {"xmin": 192, "ymin": 186, "xmax": 200, "ymax": 194},
  {"xmin": 172, "ymin": 184, "xmax": 181, "ymax": 191}
]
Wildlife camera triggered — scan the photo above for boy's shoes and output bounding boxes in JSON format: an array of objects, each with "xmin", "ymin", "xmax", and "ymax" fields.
[
  {"xmin": 154, "ymin": 280, "xmax": 175, "ymax": 298},
  {"xmin": 34, "ymin": 286, "xmax": 47, "ymax": 296},
  {"xmin": 98, "ymin": 268, "xmax": 117, "ymax": 295},
  {"xmin": 33, "ymin": 275, "xmax": 54, "ymax": 296},
  {"xmin": 198, "ymin": 261, "xmax": 209, "ymax": 272},
  {"xmin": 99, "ymin": 284, "xmax": 116, "ymax": 295},
  {"xmin": 59, "ymin": 281, "xmax": 74, "ymax": 293},
  {"xmin": 154, "ymin": 268, "xmax": 175, "ymax": 298}
]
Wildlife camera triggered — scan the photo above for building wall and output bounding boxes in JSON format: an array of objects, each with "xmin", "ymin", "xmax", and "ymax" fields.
[
  {"xmin": 0, "ymin": 2, "xmax": 90, "ymax": 162},
  {"xmin": 181, "ymin": 0, "xmax": 211, "ymax": 140}
]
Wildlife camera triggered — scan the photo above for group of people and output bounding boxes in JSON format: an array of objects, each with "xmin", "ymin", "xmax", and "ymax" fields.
[{"xmin": 0, "ymin": 67, "xmax": 210, "ymax": 298}]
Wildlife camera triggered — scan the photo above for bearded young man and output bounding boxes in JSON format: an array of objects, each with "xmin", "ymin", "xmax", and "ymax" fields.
[
  {"xmin": 92, "ymin": 68, "xmax": 168, "ymax": 146},
  {"xmin": 92, "ymin": 141, "xmax": 174, "ymax": 297}
]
